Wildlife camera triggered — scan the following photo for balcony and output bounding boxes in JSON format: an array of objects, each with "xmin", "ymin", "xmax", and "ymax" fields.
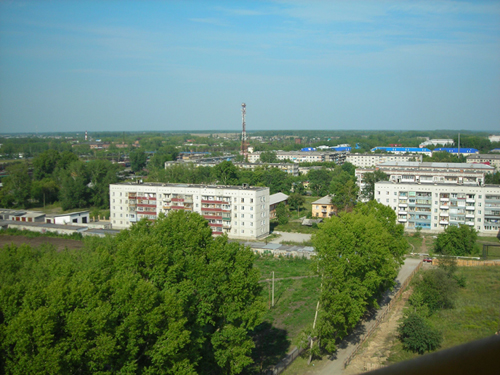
[
  {"xmin": 440, "ymin": 212, "xmax": 449, "ymax": 217},
  {"xmin": 399, "ymin": 196, "xmax": 408, "ymax": 200},
  {"xmin": 439, "ymin": 220, "xmax": 449, "ymax": 225},
  {"xmin": 202, "ymin": 199, "xmax": 225, "ymax": 204},
  {"xmin": 440, "ymin": 197, "xmax": 450, "ymax": 202},
  {"xmin": 398, "ymin": 217, "xmax": 407, "ymax": 223},
  {"xmin": 398, "ymin": 211, "xmax": 407, "ymax": 216},
  {"xmin": 466, "ymin": 206, "xmax": 475, "ymax": 211},
  {"xmin": 466, "ymin": 198, "xmax": 475, "ymax": 203},
  {"xmin": 440, "ymin": 205, "xmax": 449, "ymax": 210},
  {"xmin": 466, "ymin": 214, "xmax": 475, "ymax": 219},
  {"xmin": 466, "ymin": 221, "xmax": 474, "ymax": 226},
  {"xmin": 171, "ymin": 198, "xmax": 184, "ymax": 202},
  {"xmin": 223, "ymin": 223, "xmax": 231, "ymax": 229},
  {"xmin": 399, "ymin": 203, "xmax": 408, "ymax": 208}
]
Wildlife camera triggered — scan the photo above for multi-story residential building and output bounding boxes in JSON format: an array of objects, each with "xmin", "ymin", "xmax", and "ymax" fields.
[
  {"xmin": 370, "ymin": 147, "xmax": 432, "ymax": 157},
  {"xmin": 166, "ymin": 160, "xmax": 299, "ymax": 176},
  {"xmin": 466, "ymin": 154, "xmax": 500, "ymax": 170},
  {"xmin": 311, "ymin": 195, "xmax": 337, "ymax": 218},
  {"xmin": 109, "ymin": 182, "xmax": 270, "ymax": 240},
  {"xmin": 418, "ymin": 139, "xmax": 454, "ymax": 148},
  {"xmin": 269, "ymin": 193, "xmax": 289, "ymax": 219},
  {"xmin": 248, "ymin": 151, "xmax": 347, "ymax": 164},
  {"xmin": 346, "ymin": 153, "xmax": 423, "ymax": 168},
  {"xmin": 375, "ymin": 181, "xmax": 500, "ymax": 234},
  {"xmin": 356, "ymin": 162, "xmax": 494, "ymax": 192}
]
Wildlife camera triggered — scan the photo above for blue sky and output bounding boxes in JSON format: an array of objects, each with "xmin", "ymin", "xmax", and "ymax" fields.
[{"xmin": 1, "ymin": 0, "xmax": 499, "ymax": 133}]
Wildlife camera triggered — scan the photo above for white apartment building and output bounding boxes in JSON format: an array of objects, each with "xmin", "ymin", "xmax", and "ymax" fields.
[
  {"xmin": 466, "ymin": 154, "xmax": 500, "ymax": 170},
  {"xmin": 488, "ymin": 135, "xmax": 500, "ymax": 143},
  {"xmin": 356, "ymin": 162, "xmax": 494, "ymax": 192},
  {"xmin": 346, "ymin": 153, "xmax": 423, "ymax": 168},
  {"xmin": 248, "ymin": 151, "xmax": 347, "ymax": 164},
  {"xmin": 375, "ymin": 181, "xmax": 500, "ymax": 235},
  {"xmin": 165, "ymin": 160, "xmax": 299, "ymax": 176},
  {"xmin": 110, "ymin": 182, "xmax": 270, "ymax": 240},
  {"xmin": 419, "ymin": 139, "xmax": 454, "ymax": 148}
]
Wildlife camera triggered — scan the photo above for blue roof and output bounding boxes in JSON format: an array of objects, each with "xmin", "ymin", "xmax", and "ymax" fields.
[
  {"xmin": 301, "ymin": 147, "xmax": 316, "ymax": 151},
  {"xmin": 332, "ymin": 147, "xmax": 351, "ymax": 152},
  {"xmin": 433, "ymin": 148, "xmax": 478, "ymax": 154},
  {"xmin": 371, "ymin": 147, "xmax": 431, "ymax": 153}
]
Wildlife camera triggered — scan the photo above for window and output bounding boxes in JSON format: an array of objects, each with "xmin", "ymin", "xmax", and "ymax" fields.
[
  {"xmin": 386, "ymin": 191, "xmax": 389, "ymax": 195},
  {"xmin": 251, "ymin": 222, "xmax": 253, "ymax": 226},
  {"xmin": 241, "ymin": 230, "xmax": 245, "ymax": 233},
  {"xmin": 113, "ymin": 192, "xmax": 115, "ymax": 196},
  {"xmin": 234, "ymin": 213, "xmax": 237, "ymax": 218},
  {"xmin": 250, "ymin": 206, "xmax": 253, "ymax": 211},
  {"xmin": 394, "ymin": 192, "xmax": 397, "ymax": 195},
  {"xmin": 435, "ymin": 201, "xmax": 438, "ymax": 205},
  {"xmin": 434, "ymin": 216, "xmax": 437, "ymax": 220},
  {"xmin": 241, "ymin": 198, "xmax": 244, "ymax": 203},
  {"xmin": 250, "ymin": 214, "xmax": 253, "ymax": 218},
  {"xmin": 386, "ymin": 199, "xmax": 389, "ymax": 203},
  {"xmin": 120, "ymin": 214, "xmax": 123, "ymax": 218},
  {"xmin": 241, "ymin": 214, "xmax": 244, "ymax": 218},
  {"xmin": 235, "ymin": 221, "xmax": 237, "ymax": 225},
  {"xmin": 434, "ymin": 209, "xmax": 437, "ymax": 213},
  {"xmin": 434, "ymin": 224, "xmax": 437, "ymax": 227},
  {"xmin": 241, "ymin": 206, "xmax": 244, "ymax": 210},
  {"xmin": 250, "ymin": 198, "xmax": 253, "ymax": 203},
  {"xmin": 113, "ymin": 199, "xmax": 115, "ymax": 203}
]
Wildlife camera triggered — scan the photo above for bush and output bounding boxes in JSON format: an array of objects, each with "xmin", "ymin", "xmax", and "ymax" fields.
[
  {"xmin": 398, "ymin": 313, "xmax": 442, "ymax": 354},
  {"xmin": 434, "ymin": 224, "xmax": 478, "ymax": 256},
  {"xmin": 417, "ymin": 268, "xmax": 458, "ymax": 313}
]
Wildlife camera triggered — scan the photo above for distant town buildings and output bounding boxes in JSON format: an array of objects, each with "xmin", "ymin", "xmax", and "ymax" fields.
[
  {"xmin": 433, "ymin": 148, "xmax": 478, "ymax": 155},
  {"xmin": 488, "ymin": 135, "xmax": 500, "ymax": 143},
  {"xmin": 346, "ymin": 153, "xmax": 423, "ymax": 168},
  {"xmin": 109, "ymin": 182, "xmax": 270, "ymax": 240},
  {"xmin": 375, "ymin": 181, "xmax": 500, "ymax": 234},
  {"xmin": 370, "ymin": 147, "xmax": 432, "ymax": 157},
  {"xmin": 419, "ymin": 139, "xmax": 454, "ymax": 148},
  {"xmin": 247, "ymin": 150, "xmax": 347, "ymax": 164},
  {"xmin": 466, "ymin": 154, "xmax": 500, "ymax": 170}
]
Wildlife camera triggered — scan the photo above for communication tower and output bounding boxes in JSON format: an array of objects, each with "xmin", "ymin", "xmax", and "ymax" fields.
[{"xmin": 241, "ymin": 103, "xmax": 248, "ymax": 160}]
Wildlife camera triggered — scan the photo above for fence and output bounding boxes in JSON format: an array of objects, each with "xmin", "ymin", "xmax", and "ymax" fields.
[
  {"xmin": 431, "ymin": 259, "xmax": 500, "ymax": 267},
  {"xmin": 342, "ymin": 260, "xmax": 423, "ymax": 369},
  {"xmin": 266, "ymin": 346, "xmax": 305, "ymax": 375}
]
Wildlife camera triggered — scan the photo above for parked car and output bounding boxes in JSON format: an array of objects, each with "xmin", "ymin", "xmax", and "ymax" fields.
[{"xmin": 423, "ymin": 257, "xmax": 433, "ymax": 263}]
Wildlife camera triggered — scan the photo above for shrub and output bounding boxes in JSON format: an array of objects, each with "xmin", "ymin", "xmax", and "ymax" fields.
[
  {"xmin": 417, "ymin": 268, "xmax": 458, "ymax": 313},
  {"xmin": 398, "ymin": 313, "xmax": 442, "ymax": 354}
]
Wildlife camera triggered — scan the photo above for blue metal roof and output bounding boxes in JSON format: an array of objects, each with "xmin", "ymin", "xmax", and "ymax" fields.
[
  {"xmin": 433, "ymin": 148, "xmax": 478, "ymax": 154},
  {"xmin": 301, "ymin": 147, "xmax": 316, "ymax": 151},
  {"xmin": 371, "ymin": 147, "xmax": 431, "ymax": 152},
  {"xmin": 332, "ymin": 147, "xmax": 351, "ymax": 152}
]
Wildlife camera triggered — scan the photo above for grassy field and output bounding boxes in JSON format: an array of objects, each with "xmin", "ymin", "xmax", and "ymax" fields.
[
  {"xmin": 387, "ymin": 266, "xmax": 500, "ymax": 364},
  {"xmin": 249, "ymin": 256, "xmax": 320, "ymax": 372}
]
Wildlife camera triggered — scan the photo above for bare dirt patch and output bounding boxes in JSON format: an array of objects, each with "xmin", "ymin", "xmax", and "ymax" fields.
[
  {"xmin": 0, "ymin": 235, "xmax": 84, "ymax": 252},
  {"xmin": 343, "ymin": 287, "xmax": 413, "ymax": 374}
]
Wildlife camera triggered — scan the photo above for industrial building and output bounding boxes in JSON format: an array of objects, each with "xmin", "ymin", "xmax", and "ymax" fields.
[
  {"xmin": 374, "ymin": 181, "xmax": 500, "ymax": 234},
  {"xmin": 109, "ymin": 182, "xmax": 270, "ymax": 240},
  {"xmin": 433, "ymin": 148, "xmax": 478, "ymax": 155},
  {"xmin": 165, "ymin": 160, "xmax": 299, "ymax": 176},
  {"xmin": 370, "ymin": 147, "xmax": 432, "ymax": 156},
  {"xmin": 419, "ymin": 139, "xmax": 454, "ymax": 148}
]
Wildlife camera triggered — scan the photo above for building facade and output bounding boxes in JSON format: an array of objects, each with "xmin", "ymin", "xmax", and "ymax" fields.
[
  {"xmin": 356, "ymin": 162, "xmax": 494, "ymax": 192},
  {"xmin": 247, "ymin": 151, "xmax": 347, "ymax": 164},
  {"xmin": 466, "ymin": 154, "xmax": 500, "ymax": 170},
  {"xmin": 311, "ymin": 195, "xmax": 337, "ymax": 218},
  {"xmin": 346, "ymin": 153, "xmax": 423, "ymax": 168},
  {"xmin": 375, "ymin": 181, "xmax": 500, "ymax": 234},
  {"xmin": 109, "ymin": 182, "xmax": 270, "ymax": 240}
]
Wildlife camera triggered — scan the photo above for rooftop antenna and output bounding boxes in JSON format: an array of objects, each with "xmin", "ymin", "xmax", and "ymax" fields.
[
  {"xmin": 241, "ymin": 103, "xmax": 248, "ymax": 161},
  {"xmin": 458, "ymin": 132, "xmax": 460, "ymax": 159}
]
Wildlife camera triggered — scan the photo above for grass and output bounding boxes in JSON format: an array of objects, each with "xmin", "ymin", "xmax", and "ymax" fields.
[
  {"xmin": 386, "ymin": 266, "xmax": 500, "ymax": 364},
  {"xmin": 0, "ymin": 227, "xmax": 84, "ymax": 241},
  {"xmin": 271, "ymin": 220, "xmax": 319, "ymax": 234},
  {"xmin": 404, "ymin": 234, "xmax": 424, "ymax": 253},
  {"xmin": 253, "ymin": 255, "xmax": 315, "ymax": 281}
]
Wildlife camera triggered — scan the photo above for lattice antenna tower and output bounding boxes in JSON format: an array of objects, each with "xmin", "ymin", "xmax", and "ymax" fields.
[{"xmin": 241, "ymin": 103, "xmax": 248, "ymax": 160}]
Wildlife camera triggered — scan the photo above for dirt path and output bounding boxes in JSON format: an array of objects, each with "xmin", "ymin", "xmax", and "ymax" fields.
[
  {"xmin": 0, "ymin": 235, "xmax": 84, "ymax": 251},
  {"xmin": 343, "ymin": 287, "xmax": 413, "ymax": 374}
]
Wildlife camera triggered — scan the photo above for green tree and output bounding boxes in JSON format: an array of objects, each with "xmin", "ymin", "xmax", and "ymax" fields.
[
  {"xmin": 214, "ymin": 161, "xmax": 239, "ymax": 185},
  {"xmin": 259, "ymin": 151, "xmax": 278, "ymax": 164},
  {"xmin": 415, "ymin": 268, "xmax": 458, "ymax": 313},
  {"xmin": 0, "ymin": 162, "xmax": 32, "ymax": 207},
  {"xmin": 32, "ymin": 149, "xmax": 61, "ymax": 180},
  {"xmin": 30, "ymin": 178, "xmax": 59, "ymax": 206},
  {"xmin": 130, "ymin": 149, "xmax": 148, "ymax": 172},
  {"xmin": 330, "ymin": 174, "xmax": 359, "ymax": 211},
  {"xmin": 398, "ymin": 313, "xmax": 442, "ymax": 355},
  {"xmin": 434, "ymin": 224, "xmax": 478, "ymax": 256},
  {"xmin": 87, "ymin": 159, "xmax": 120, "ymax": 208},
  {"xmin": 313, "ymin": 207, "xmax": 406, "ymax": 352},
  {"xmin": 275, "ymin": 202, "xmax": 289, "ymax": 225},
  {"xmin": 361, "ymin": 170, "xmax": 389, "ymax": 201},
  {"xmin": 59, "ymin": 161, "xmax": 90, "ymax": 210},
  {"xmin": 308, "ymin": 169, "xmax": 332, "ymax": 196},
  {"xmin": 288, "ymin": 192, "xmax": 305, "ymax": 212}
]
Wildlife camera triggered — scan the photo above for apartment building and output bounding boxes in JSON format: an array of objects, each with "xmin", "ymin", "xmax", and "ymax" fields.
[
  {"xmin": 356, "ymin": 162, "xmax": 494, "ymax": 192},
  {"xmin": 375, "ymin": 181, "xmax": 500, "ymax": 234},
  {"xmin": 109, "ymin": 182, "xmax": 270, "ymax": 240},
  {"xmin": 346, "ymin": 153, "xmax": 423, "ymax": 168},
  {"xmin": 311, "ymin": 195, "xmax": 337, "ymax": 218},
  {"xmin": 166, "ymin": 160, "xmax": 299, "ymax": 176},
  {"xmin": 466, "ymin": 154, "xmax": 500, "ymax": 170},
  {"xmin": 248, "ymin": 151, "xmax": 347, "ymax": 164}
]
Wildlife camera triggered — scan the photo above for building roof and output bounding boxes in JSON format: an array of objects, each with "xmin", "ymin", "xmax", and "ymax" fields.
[
  {"xmin": 376, "ymin": 161, "xmax": 494, "ymax": 170},
  {"xmin": 467, "ymin": 154, "xmax": 500, "ymax": 160},
  {"xmin": 312, "ymin": 195, "xmax": 334, "ymax": 205},
  {"xmin": 46, "ymin": 211, "xmax": 90, "ymax": 218},
  {"xmin": 433, "ymin": 148, "xmax": 478, "ymax": 154},
  {"xmin": 269, "ymin": 192, "xmax": 289, "ymax": 206},
  {"xmin": 113, "ymin": 182, "xmax": 268, "ymax": 191},
  {"xmin": 371, "ymin": 147, "xmax": 431, "ymax": 153}
]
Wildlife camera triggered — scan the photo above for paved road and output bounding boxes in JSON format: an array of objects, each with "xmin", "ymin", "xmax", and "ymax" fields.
[
  {"xmin": 269, "ymin": 231, "xmax": 312, "ymax": 244},
  {"xmin": 314, "ymin": 257, "xmax": 422, "ymax": 375}
]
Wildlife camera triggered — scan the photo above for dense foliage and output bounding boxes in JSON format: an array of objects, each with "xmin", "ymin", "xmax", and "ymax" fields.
[
  {"xmin": 434, "ymin": 224, "xmax": 478, "ymax": 256},
  {"xmin": 397, "ymin": 313, "xmax": 442, "ymax": 355},
  {"xmin": 0, "ymin": 211, "xmax": 264, "ymax": 374},
  {"xmin": 312, "ymin": 201, "xmax": 407, "ymax": 352}
]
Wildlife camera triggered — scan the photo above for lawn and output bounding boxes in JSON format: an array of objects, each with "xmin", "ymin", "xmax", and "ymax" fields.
[
  {"xmin": 387, "ymin": 266, "xmax": 500, "ymax": 364},
  {"xmin": 248, "ymin": 256, "xmax": 320, "ymax": 372}
]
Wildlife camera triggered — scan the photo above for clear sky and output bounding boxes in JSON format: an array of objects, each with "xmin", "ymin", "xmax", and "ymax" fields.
[{"xmin": 1, "ymin": 0, "xmax": 499, "ymax": 133}]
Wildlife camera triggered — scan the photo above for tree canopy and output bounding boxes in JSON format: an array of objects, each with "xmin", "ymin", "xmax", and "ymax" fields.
[
  {"xmin": 434, "ymin": 224, "xmax": 478, "ymax": 256},
  {"xmin": 312, "ymin": 201, "xmax": 407, "ymax": 352},
  {"xmin": 0, "ymin": 211, "xmax": 264, "ymax": 374}
]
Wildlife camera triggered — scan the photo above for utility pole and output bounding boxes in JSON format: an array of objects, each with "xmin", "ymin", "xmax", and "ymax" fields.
[{"xmin": 272, "ymin": 271, "xmax": 275, "ymax": 307}]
